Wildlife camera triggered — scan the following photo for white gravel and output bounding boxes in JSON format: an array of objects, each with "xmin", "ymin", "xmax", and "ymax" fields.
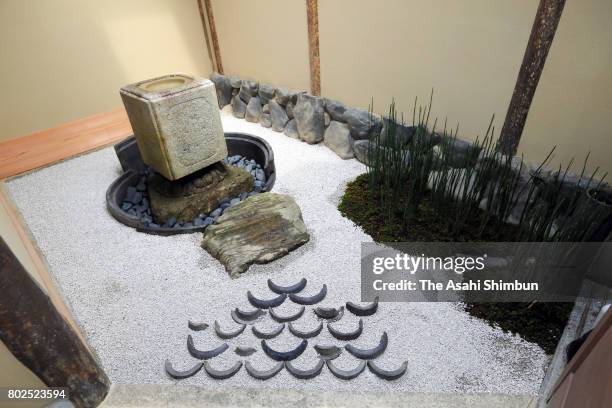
[{"xmin": 5, "ymin": 112, "xmax": 548, "ymax": 395}]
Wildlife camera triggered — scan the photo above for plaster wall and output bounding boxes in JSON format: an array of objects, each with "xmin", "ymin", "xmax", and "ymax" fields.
[
  {"xmin": 210, "ymin": 0, "xmax": 311, "ymax": 92},
  {"xmin": 214, "ymin": 0, "xmax": 612, "ymax": 175},
  {"xmin": 0, "ymin": 0, "xmax": 212, "ymax": 141},
  {"xmin": 519, "ymin": 0, "xmax": 612, "ymax": 176}
]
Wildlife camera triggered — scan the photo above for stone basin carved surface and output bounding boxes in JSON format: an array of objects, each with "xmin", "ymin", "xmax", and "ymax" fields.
[{"xmin": 120, "ymin": 73, "xmax": 227, "ymax": 180}]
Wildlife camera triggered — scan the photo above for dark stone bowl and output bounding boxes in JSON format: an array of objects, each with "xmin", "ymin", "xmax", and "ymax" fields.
[{"xmin": 106, "ymin": 133, "xmax": 276, "ymax": 235}]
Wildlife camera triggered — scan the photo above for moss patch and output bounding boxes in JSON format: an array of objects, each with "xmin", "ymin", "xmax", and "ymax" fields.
[
  {"xmin": 339, "ymin": 173, "xmax": 520, "ymax": 241},
  {"xmin": 339, "ymin": 173, "xmax": 572, "ymax": 354}
]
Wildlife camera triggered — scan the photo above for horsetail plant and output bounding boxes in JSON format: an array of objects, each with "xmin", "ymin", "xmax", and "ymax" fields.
[{"xmin": 362, "ymin": 97, "xmax": 610, "ymax": 243}]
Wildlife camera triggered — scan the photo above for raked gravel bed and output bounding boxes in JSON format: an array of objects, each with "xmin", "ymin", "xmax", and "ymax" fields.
[{"xmin": 6, "ymin": 112, "xmax": 547, "ymax": 395}]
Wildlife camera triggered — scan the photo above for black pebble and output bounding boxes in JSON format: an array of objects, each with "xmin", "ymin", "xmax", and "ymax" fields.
[
  {"xmin": 130, "ymin": 192, "xmax": 143, "ymax": 205},
  {"xmin": 162, "ymin": 217, "xmax": 177, "ymax": 228},
  {"xmin": 125, "ymin": 186, "xmax": 137, "ymax": 203}
]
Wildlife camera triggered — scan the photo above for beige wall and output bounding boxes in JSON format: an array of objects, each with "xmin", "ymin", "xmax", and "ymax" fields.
[
  {"xmin": 519, "ymin": 0, "xmax": 612, "ymax": 176},
  {"xmin": 211, "ymin": 0, "xmax": 611, "ymax": 176},
  {"xmin": 211, "ymin": 0, "xmax": 311, "ymax": 91},
  {"xmin": 0, "ymin": 0, "xmax": 212, "ymax": 141},
  {"xmin": 319, "ymin": 0, "xmax": 536, "ymax": 141}
]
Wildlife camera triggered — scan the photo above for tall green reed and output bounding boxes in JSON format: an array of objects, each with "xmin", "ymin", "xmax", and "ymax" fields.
[{"xmin": 364, "ymin": 98, "xmax": 610, "ymax": 242}]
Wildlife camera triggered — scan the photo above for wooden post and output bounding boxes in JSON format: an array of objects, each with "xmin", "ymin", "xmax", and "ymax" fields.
[
  {"xmin": 499, "ymin": 0, "xmax": 566, "ymax": 155},
  {"xmin": 306, "ymin": 0, "xmax": 321, "ymax": 96},
  {"xmin": 198, "ymin": 0, "xmax": 224, "ymax": 74},
  {"xmin": 0, "ymin": 237, "xmax": 110, "ymax": 407}
]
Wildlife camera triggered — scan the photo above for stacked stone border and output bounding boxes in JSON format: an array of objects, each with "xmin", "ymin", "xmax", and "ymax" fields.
[
  {"xmin": 209, "ymin": 73, "xmax": 608, "ymax": 200},
  {"xmin": 210, "ymin": 73, "xmax": 386, "ymax": 164}
]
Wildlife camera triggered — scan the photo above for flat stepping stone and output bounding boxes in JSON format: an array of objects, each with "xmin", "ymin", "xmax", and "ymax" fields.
[
  {"xmin": 345, "ymin": 332, "xmax": 388, "ymax": 360},
  {"xmin": 165, "ymin": 360, "xmax": 203, "ymax": 380},
  {"xmin": 314, "ymin": 306, "xmax": 343, "ymax": 320},
  {"xmin": 288, "ymin": 321, "xmax": 323, "ymax": 339},
  {"xmin": 187, "ymin": 321, "xmax": 209, "ymax": 331},
  {"xmin": 285, "ymin": 359, "xmax": 325, "ymax": 379},
  {"xmin": 367, "ymin": 361, "xmax": 408, "ymax": 381},
  {"xmin": 346, "ymin": 296, "xmax": 379, "ymax": 316},
  {"xmin": 202, "ymin": 193, "xmax": 309, "ymax": 277},
  {"xmin": 245, "ymin": 361, "xmax": 284, "ymax": 380},
  {"xmin": 326, "ymin": 360, "xmax": 367, "ymax": 380},
  {"xmin": 289, "ymin": 284, "xmax": 327, "ymax": 305},
  {"xmin": 251, "ymin": 323, "xmax": 285, "ymax": 339},
  {"xmin": 328, "ymin": 319, "xmax": 363, "ymax": 341},
  {"xmin": 267, "ymin": 277, "xmax": 307, "ymax": 294},
  {"xmin": 203, "ymin": 360, "xmax": 242, "ymax": 380},
  {"xmin": 261, "ymin": 339, "xmax": 307, "ymax": 361}
]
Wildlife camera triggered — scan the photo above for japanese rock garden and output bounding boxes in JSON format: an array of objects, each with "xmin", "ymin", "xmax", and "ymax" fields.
[{"xmin": 5, "ymin": 70, "xmax": 610, "ymax": 399}]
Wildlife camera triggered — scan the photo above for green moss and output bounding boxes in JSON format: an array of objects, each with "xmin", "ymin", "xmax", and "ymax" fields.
[
  {"xmin": 339, "ymin": 173, "xmax": 520, "ymax": 242},
  {"xmin": 339, "ymin": 173, "xmax": 573, "ymax": 354}
]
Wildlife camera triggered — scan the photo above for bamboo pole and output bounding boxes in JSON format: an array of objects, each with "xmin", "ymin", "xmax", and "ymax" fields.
[
  {"xmin": 499, "ymin": 0, "xmax": 566, "ymax": 155},
  {"xmin": 306, "ymin": 0, "xmax": 321, "ymax": 95}
]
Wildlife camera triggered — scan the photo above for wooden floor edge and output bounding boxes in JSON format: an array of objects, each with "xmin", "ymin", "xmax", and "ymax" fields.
[
  {"xmin": 0, "ymin": 107, "xmax": 133, "ymax": 180},
  {"xmin": 0, "ymin": 183, "xmax": 89, "ymax": 348}
]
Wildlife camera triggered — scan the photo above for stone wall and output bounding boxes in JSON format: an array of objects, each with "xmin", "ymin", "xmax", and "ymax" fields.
[
  {"xmin": 210, "ymin": 73, "xmax": 385, "ymax": 163},
  {"xmin": 209, "ymin": 73, "xmax": 609, "ymax": 201}
]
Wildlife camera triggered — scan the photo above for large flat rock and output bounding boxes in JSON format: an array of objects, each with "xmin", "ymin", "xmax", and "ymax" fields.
[{"xmin": 201, "ymin": 193, "xmax": 309, "ymax": 277}]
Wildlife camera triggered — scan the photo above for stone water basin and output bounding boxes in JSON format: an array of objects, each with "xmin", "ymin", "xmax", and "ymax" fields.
[{"xmin": 106, "ymin": 132, "xmax": 276, "ymax": 235}]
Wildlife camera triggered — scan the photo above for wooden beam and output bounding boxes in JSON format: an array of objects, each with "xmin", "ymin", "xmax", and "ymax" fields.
[
  {"xmin": 0, "ymin": 237, "xmax": 110, "ymax": 407},
  {"xmin": 197, "ymin": 0, "xmax": 216, "ymax": 73},
  {"xmin": 0, "ymin": 108, "xmax": 132, "ymax": 180},
  {"xmin": 199, "ymin": 0, "xmax": 224, "ymax": 74},
  {"xmin": 0, "ymin": 184, "xmax": 87, "ymax": 346},
  {"xmin": 499, "ymin": 0, "xmax": 566, "ymax": 154},
  {"xmin": 306, "ymin": 0, "xmax": 321, "ymax": 96}
]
